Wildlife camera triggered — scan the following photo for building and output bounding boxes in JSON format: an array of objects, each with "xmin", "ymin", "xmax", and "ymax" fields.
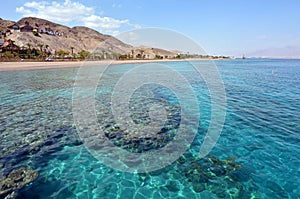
[
  {"xmin": 0, "ymin": 39, "xmax": 19, "ymax": 54},
  {"xmin": 20, "ymin": 25, "xmax": 33, "ymax": 32},
  {"xmin": 7, "ymin": 23, "xmax": 20, "ymax": 32},
  {"xmin": 0, "ymin": 39, "xmax": 4, "ymax": 52}
]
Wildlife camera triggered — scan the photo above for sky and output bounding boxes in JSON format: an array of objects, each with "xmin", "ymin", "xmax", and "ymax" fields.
[{"xmin": 1, "ymin": 0, "xmax": 300, "ymax": 58}]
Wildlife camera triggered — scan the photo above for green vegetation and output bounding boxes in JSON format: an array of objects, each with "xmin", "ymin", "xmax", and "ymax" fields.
[
  {"xmin": 78, "ymin": 50, "xmax": 90, "ymax": 60},
  {"xmin": 56, "ymin": 49, "xmax": 70, "ymax": 57},
  {"xmin": 32, "ymin": 29, "xmax": 39, "ymax": 36},
  {"xmin": 155, "ymin": 54, "xmax": 163, "ymax": 59},
  {"xmin": 70, "ymin": 47, "xmax": 74, "ymax": 58},
  {"xmin": 119, "ymin": 54, "xmax": 128, "ymax": 60},
  {"xmin": 136, "ymin": 54, "xmax": 142, "ymax": 59},
  {"xmin": 0, "ymin": 39, "xmax": 231, "ymax": 62}
]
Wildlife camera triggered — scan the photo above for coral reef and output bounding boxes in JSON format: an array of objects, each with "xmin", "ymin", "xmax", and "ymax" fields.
[{"xmin": 0, "ymin": 167, "xmax": 38, "ymax": 198}]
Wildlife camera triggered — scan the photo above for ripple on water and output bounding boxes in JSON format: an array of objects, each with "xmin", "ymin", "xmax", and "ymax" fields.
[{"xmin": 0, "ymin": 60, "xmax": 299, "ymax": 198}]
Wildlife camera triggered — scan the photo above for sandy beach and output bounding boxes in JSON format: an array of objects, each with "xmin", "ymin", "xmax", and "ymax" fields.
[
  {"xmin": 0, "ymin": 59, "xmax": 185, "ymax": 72},
  {"xmin": 0, "ymin": 58, "xmax": 221, "ymax": 72}
]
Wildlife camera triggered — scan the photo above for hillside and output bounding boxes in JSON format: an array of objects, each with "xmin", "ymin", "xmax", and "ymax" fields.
[
  {"xmin": 2, "ymin": 17, "xmax": 132, "ymax": 55},
  {"xmin": 0, "ymin": 16, "xmax": 181, "ymax": 59},
  {"xmin": 129, "ymin": 46, "xmax": 179, "ymax": 59}
]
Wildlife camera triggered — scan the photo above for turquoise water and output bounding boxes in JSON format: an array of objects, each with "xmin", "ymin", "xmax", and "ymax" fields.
[{"xmin": 0, "ymin": 59, "xmax": 299, "ymax": 198}]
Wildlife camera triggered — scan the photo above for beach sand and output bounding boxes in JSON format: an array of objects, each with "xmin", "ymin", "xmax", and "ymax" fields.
[{"xmin": 0, "ymin": 59, "xmax": 189, "ymax": 72}]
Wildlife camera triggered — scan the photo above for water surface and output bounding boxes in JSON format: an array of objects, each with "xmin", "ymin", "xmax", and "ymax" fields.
[{"xmin": 0, "ymin": 59, "xmax": 299, "ymax": 198}]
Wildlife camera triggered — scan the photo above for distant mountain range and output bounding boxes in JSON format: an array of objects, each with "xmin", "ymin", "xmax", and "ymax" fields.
[
  {"xmin": 0, "ymin": 17, "xmax": 179, "ymax": 58},
  {"xmin": 247, "ymin": 46, "xmax": 300, "ymax": 59}
]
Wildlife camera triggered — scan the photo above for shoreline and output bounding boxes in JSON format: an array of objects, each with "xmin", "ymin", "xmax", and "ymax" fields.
[{"xmin": 0, "ymin": 58, "xmax": 226, "ymax": 72}]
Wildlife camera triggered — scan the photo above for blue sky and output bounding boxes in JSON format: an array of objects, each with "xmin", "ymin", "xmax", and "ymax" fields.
[{"xmin": 2, "ymin": 0, "xmax": 300, "ymax": 57}]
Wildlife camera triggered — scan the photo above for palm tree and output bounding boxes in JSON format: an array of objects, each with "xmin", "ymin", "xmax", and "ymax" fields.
[
  {"xmin": 70, "ymin": 46, "xmax": 74, "ymax": 59},
  {"xmin": 141, "ymin": 49, "xmax": 145, "ymax": 59},
  {"xmin": 102, "ymin": 50, "xmax": 105, "ymax": 60},
  {"xmin": 26, "ymin": 43, "xmax": 31, "ymax": 50},
  {"xmin": 8, "ymin": 39, "xmax": 15, "ymax": 54},
  {"xmin": 26, "ymin": 43, "xmax": 32, "ymax": 58},
  {"xmin": 37, "ymin": 44, "xmax": 44, "ymax": 58},
  {"xmin": 44, "ymin": 44, "xmax": 50, "ymax": 56},
  {"xmin": 131, "ymin": 49, "xmax": 134, "ymax": 59}
]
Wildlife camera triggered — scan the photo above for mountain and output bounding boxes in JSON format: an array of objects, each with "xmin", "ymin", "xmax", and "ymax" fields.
[
  {"xmin": 248, "ymin": 46, "xmax": 300, "ymax": 59},
  {"xmin": 0, "ymin": 17, "xmax": 181, "ymax": 58},
  {"xmin": 0, "ymin": 19, "xmax": 15, "ymax": 28},
  {"xmin": 1, "ymin": 17, "xmax": 133, "ymax": 55},
  {"xmin": 129, "ymin": 46, "xmax": 179, "ymax": 59}
]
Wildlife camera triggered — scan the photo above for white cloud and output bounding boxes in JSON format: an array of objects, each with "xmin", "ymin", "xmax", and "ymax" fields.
[
  {"xmin": 117, "ymin": 32, "xmax": 140, "ymax": 44},
  {"xmin": 132, "ymin": 24, "xmax": 142, "ymax": 29},
  {"xmin": 16, "ymin": 0, "xmax": 94, "ymax": 23},
  {"xmin": 16, "ymin": 0, "xmax": 140, "ymax": 34},
  {"xmin": 83, "ymin": 15, "xmax": 128, "ymax": 30}
]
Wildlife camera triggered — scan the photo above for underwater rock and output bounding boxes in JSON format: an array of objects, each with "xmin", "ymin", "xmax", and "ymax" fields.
[
  {"xmin": 172, "ymin": 153, "xmax": 260, "ymax": 198},
  {"xmin": 70, "ymin": 139, "xmax": 83, "ymax": 146},
  {"xmin": 96, "ymin": 98, "xmax": 181, "ymax": 153},
  {"xmin": 138, "ymin": 173, "xmax": 150, "ymax": 184},
  {"xmin": 192, "ymin": 183, "xmax": 205, "ymax": 193},
  {"xmin": 223, "ymin": 157, "xmax": 242, "ymax": 172},
  {"xmin": 176, "ymin": 156, "xmax": 186, "ymax": 165},
  {"xmin": 166, "ymin": 180, "xmax": 180, "ymax": 192},
  {"xmin": 0, "ymin": 167, "xmax": 38, "ymax": 197},
  {"xmin": 226, "ymin": 187, "xmax": 240, "ymax": 198},
  {"xmin": 209, "ymin": 165, "xmax": 226, "ymax": 177},
  {"xmin": 229, "ymin": 167, "xmax": 252, "ymax": 182},
  {"xmin": 188, "ymin": 171, "xmax": 209, "ymax": 184},
  {"xmin": 207, "ymin": 155, "xmax": 223, "ymax": 165},
  {"xmin": 207, "ymin": 182, "xmax": 228, "ymax": 198}
]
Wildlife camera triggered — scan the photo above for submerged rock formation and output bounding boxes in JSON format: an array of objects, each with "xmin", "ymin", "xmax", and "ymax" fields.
[{"xmin": 0, "ymin": 167, "xmax": 38, "ymax": 198}]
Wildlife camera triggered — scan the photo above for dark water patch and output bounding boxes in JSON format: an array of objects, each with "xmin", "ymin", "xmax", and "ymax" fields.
[
  {"xmin": 229, "ymin": 167, "xmax": 253, "ymax": 182},
  {"xmin": 266, "ymin": 180, "xmax": 288, "ymax": 198},
  {"xmin": 16, "ymin": 178, "xmax": 76, "ymax": 199}
]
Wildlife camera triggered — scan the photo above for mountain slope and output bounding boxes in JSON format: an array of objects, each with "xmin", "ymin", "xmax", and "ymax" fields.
[
  {"xmin": 5, "ymin": 17, "xmax": 132, "ymax": 54},
  {"xmin": 1, "ymin": 17, "xmax": 180, "ymax": 58}
]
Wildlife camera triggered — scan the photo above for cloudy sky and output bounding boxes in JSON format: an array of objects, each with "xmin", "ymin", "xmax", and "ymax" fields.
[{"xmin": 1, "ymin": 0, "xmax": 300, "ymax": 57}]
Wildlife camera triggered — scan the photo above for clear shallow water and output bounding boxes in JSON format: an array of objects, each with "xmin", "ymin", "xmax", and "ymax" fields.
[{"xmin": 0, "ymin": 59, "xmax": 299, "ymax": 198}]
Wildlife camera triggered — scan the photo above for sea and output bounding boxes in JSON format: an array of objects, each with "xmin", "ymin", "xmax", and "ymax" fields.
[{"xmin": 0, "ymin": 59, "xmax": 299, "ymax": 199}]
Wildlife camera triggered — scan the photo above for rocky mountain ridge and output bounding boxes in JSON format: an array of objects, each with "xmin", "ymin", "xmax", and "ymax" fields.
[
  {"xmin": 1, "ymin": 17, "xmax": 133, "ymax": 55},
  {"xmin": 0, "ymin": 17, "xmax": 179, "ymax": 58}
]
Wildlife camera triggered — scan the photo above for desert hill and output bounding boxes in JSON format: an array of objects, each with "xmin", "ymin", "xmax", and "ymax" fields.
[
  {"xmin": 2, "ymin": 17, "xmax": 132, "ymax": 55},
  {"xmin": 0, "ymin": 17, "xmax": 180, "ymax": 58}
]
